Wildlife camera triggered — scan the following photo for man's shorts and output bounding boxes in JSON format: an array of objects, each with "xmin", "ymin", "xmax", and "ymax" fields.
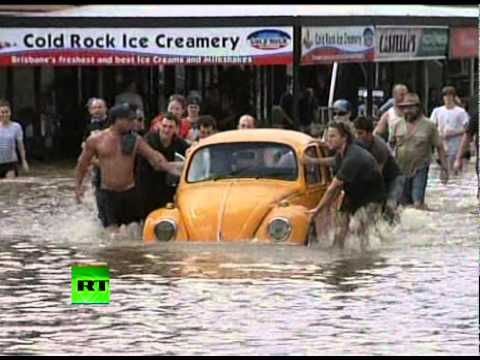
[
  {"xmin": 96, "ymin": 187, "xmax": 142, "ymax": 227},
  {"xmin": 0, "ymin": 162, "xmax": 18, "ymax": 178}
]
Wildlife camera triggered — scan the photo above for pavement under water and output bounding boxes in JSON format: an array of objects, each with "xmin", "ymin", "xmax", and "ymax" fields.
[{"xmin": 0, "ymin": 160, "xmax": 478, "ymax": 355}]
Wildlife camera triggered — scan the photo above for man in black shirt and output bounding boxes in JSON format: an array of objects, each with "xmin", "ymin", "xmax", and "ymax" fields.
[
  {"xmin": 353, "ymin": 116, "xmax": 404, "ymax": 222},
  {"xmin": 137, "ymin": 112, "xmax": 189, "ymax": 219},
  {"xmin": 309, "ymin": 121, "xmax": 385, "ymax": 248}
]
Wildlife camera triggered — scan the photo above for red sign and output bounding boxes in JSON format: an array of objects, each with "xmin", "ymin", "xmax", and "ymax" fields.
[
  {"xmin": 0, "ymin": 50, "xmax": 292, "ymax": 66},
  {"xmin": 449, "ymin": 27, "xmax": 478, "ymax": 59}
]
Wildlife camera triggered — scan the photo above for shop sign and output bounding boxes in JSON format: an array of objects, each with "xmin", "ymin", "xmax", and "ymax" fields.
[
  {"xmin": 0, "ymin": 27, "xmax": 293, "ymax": 66},
  {"xmin": 301, "ymin": 26, "xmax": 375, "ymax": 64},
  {"xmin": 449, "ymin": 27, "xmax": 478, "ymax": 59},
  {"xmin": 375, "ymin": 26, "xmax": 448, "ymax": 61}
]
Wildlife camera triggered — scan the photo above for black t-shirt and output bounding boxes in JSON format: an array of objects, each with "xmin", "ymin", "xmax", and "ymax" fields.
[
  {"xmin": 355, "ymin": 136, "xmax": 402, "ymax": 182},
  {"xmin": 138, "ymin": 132, "xmax": 189, "ymax": 179},
  {"xmin": 333, "ymin": 143, "xmax": 386, "ymax": 213},
  {"xmin": 137, "ymin": 132, "xmax": 189, "ymax": 215}
]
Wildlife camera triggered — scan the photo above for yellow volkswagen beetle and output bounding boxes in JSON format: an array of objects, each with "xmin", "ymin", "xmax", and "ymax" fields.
[{"xmin": 143, "ymin": 129, "xmax": 333, "ymax": 245}]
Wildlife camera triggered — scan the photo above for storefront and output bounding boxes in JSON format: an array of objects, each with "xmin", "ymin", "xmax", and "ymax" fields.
[
  {"xmin": 0, "ymin": 25, "xmax": 294, "ymax": 157},
  {"xmin": 374, "ymin": 26, "xmax": 450, "ymax": 114},
  {"xmin": 300, "ymin": 25, "xmax": 376, "ymax": 122},
  {"xmin": 0, "ymin": 5, "xmax": 476, "ymax": 159},
  {"xmin": 446, "ymin": 26, "xmax": 479, "ymax": 112}
]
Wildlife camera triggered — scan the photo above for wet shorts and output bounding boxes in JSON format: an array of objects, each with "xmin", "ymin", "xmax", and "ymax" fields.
[
  {"xmin": 0, "ymin": 162, "xmax": 18, "ymax": 178},
  {"xmin": 96, "ymin": 187, "xmax": 142, "ymax": 227}
]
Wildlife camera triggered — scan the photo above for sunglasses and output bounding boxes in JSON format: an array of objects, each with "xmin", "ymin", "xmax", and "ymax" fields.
[{"xmin": 398, "ymin": 104, "xmax": 418, "ymax": 109}]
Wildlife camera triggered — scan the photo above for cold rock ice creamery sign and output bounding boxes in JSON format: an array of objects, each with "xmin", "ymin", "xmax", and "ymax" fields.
[
  {"xmin": 375, "ymin": 26, "xmax": 448, "ymax": 61},
  {"xmin": 301, "ymin": 26, "xmax": 375, "ymax": 64},
  {"xmin": 0, "ymin": 27, "xmax": 293, "ymax": 66}
]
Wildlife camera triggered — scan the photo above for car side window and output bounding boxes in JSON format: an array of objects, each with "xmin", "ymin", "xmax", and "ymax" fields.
[{"xmin": 304, "ymin": 146, "xmax": 322, "ymax": 185}]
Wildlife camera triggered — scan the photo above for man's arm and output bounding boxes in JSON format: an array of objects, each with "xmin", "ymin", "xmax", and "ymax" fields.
[
  {"xmin": 310, "ymin": 177, "xmax": 343, "ymax": 217},
  {"xmin": 15, "ymin": 124, "xmax": 29, "ymax": 172},
  {"xmin": 136, "ymin": 137, "xmax": 181, "ymax": 176},
  {"xmin": 373, "ymin": 111, "xmax": 389, "ymax": 137},
  {"xmin": 304, "ymin": 154, "xmax": 335, "ymax": 166},
  {"xmin": 16, "ymin": 138, "xmax": 29, "ymax": 172},
  {"xmin": 75, "ymin": 137, "xmax": 97, "ymax": 203},
  {"xmin": 443, "ymin": 127, "xmax": 465, "ymax": 139},
  {"xmin": 454, "ymin": 132, "xmax": 473, "ymax": 171},
  {"xmin": 436, "ymin": 143, "xmax": 449, "ymax": 185}
]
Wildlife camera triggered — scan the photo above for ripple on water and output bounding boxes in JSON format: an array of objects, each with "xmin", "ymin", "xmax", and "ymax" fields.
[{"xmin": 0, "ymin": 162, "xmax": 478, "ymax": 355}]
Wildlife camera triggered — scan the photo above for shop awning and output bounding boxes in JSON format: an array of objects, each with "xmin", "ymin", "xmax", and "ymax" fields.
[{"xmin": 19, "ymin": 5, "xmax": 477, "ymax": 19}]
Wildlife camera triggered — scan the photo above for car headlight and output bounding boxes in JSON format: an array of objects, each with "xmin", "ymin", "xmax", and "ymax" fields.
[
  {"xmin": 267, "ymin": 217, "xmax": 292, "ymax": 242},
  {"xmin": 154, "ymin": 220, "xmax": 177, "ymax": 241}
]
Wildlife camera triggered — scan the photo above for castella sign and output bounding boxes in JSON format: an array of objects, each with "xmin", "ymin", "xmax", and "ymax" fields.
[{"xmin": 375, "ymin": 26, "xmax": 448, "ymax": 61}]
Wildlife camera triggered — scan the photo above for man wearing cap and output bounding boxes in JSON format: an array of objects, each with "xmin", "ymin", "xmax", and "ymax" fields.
[
  {"xmin": 430, "ymin": 86, "xmax": 469, "ymax": 175},
  {"xmin": 75, "ymin": 103, "xmax": 181, "ymax": 233},
  {"xmin": 322, "ymin": 99, "xmax": 354, "ymax": 140},
  {"xmin": 391, "ymin": 93, "xmax": 449, "ymax": 210}
]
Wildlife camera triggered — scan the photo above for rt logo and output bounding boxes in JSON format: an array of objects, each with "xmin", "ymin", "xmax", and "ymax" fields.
[{"xmin": 71, "ymin": 264, "xmax": 110, "ymax": 304}]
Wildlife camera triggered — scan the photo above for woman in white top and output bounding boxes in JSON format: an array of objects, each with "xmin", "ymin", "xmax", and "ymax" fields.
[{"xmin": 0, "ymin": 99, "xmax": 29, "ymax": 178}]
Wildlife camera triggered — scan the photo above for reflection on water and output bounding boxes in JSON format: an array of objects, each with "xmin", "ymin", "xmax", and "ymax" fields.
[{"xmin": 0, "ymin": 160, "xmax": 478, "ymax": 355}]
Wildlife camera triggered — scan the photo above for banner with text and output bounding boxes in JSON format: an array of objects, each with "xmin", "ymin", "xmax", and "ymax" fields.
[
  {"xmin": 301, "ymin": 26, "xmax": 375, "ymax": 64},
  {"xmin": 0, "ymin": 27, "xmax": 293, "ymax": 66},
  {"xmin": 449, "ymin": 27, "xmax": 478, "ymax": 59},
  {"xmin": 375, "ymin": 27, "xmax": 448, "ymax": 62}
]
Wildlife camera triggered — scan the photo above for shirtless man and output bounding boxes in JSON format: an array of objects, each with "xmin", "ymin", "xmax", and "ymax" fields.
[
  {"xmin": 373, "ymin": 84, "xmax": 408, "ymax": 144},
  {"xmin": 75, "ymin": 103, "xmax": 181, "ymax": 232}
]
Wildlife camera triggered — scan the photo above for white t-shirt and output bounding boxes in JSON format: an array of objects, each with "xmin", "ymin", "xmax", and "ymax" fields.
[
  {"xmin": 430, "ymin": 106, "xmax": 469, "ymax": 156},
  {"xmin": 386, "ymin": 107, "xmax": 404, "ymax": 144},
  {"xmin": 0, "ymin": 122, "xmax": 23, "ymax": 164}
]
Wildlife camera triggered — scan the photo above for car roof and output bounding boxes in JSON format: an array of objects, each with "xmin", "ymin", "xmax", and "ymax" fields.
[{"xmin": 197, "ymin": 129, "xmax": 315, "ymax": 149}]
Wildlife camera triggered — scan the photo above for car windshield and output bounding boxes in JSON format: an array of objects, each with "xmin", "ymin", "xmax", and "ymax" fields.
[{"xmin": 186, "ymin": 142, "xmax": 298, "ymax": 183}]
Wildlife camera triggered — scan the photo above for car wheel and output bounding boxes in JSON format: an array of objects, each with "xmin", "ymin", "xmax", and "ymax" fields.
[{"xmin": 305, "ymin": 222, "xmax": 317, "ymax": 246}]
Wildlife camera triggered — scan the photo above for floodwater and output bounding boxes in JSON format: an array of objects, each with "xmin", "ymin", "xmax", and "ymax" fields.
[{"xmin": 0, "ymin": 160, "xmax": 478, "ymax": 355}]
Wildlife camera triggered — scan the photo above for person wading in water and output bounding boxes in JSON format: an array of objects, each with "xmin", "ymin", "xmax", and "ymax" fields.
[{"xmin": 75, "ymin": 103, "xmax": 181, "ymax": 234}]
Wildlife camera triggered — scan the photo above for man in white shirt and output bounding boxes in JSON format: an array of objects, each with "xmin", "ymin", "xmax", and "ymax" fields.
[{"xmin": 430, "ymin": 86, "xmax": 469, "ymax": 175}]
